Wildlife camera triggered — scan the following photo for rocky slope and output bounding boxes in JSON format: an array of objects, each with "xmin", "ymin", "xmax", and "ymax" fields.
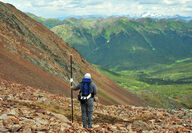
[
  {"xmin": 0, "ymin": 78, "xmax": 192, "ymax": 132},
  {"xmin": 0, "ymin": 1, "xmax": 144, "ymax": 105}
]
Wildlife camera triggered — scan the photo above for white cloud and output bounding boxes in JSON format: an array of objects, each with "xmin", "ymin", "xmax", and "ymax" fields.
[
  {"xmin": 163, "ymin": 0, "xmax": 173, "ymax": 5},
  {"xmin": 1, "ymin": 0, "xmax": 192, "ymax": 18}
]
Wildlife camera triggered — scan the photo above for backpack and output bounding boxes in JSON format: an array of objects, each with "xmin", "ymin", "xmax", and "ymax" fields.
[
  {"xmin": 78, "ymin": 78, "xmax": 92, "ymax": 103},
  {"xmin": 81, "ymin": 78, "xmax": 92, "ymax": 96}
]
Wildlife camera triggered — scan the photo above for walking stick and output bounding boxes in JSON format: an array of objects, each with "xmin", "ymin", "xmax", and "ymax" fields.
[{"xmin": 70, "ymin": 54, "xmax": 73, "ymax": 123}]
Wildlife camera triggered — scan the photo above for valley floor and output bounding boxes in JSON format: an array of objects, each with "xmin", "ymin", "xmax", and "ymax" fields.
[
  {"xmin": 95, "ymin": 63, "xmax": 192, "ymax": 109},
  {"xmin": 0, "ymin": 78, "xmax": 192, "ymax": 132}
]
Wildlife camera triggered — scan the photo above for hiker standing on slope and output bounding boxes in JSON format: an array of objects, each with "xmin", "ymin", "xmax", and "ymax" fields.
[{"xmin": 71, "ymin": 73, "xmax": 98, "ymax": 128}]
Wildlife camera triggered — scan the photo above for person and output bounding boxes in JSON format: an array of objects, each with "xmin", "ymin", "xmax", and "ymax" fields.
[{"xmin": 71, "ymin": 73, "xmax": 98, "ymax": 128}]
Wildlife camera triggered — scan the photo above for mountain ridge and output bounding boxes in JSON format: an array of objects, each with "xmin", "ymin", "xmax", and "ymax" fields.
[
  {"xmin": 0, "ymin": 1, "xmax": 144, "ymax": 106},
  {"xmin": 49, "ymin": 17, "xmax": 192, "ymax": 70},
  {"xmin": 27, "ymin": 12, "xmax": 192, "ymax": 21}
]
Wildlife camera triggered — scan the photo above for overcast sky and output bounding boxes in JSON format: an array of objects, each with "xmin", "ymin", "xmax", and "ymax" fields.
[{"xmin": 1, "ymin": 0, "xmax": 192, "ymax": 18}]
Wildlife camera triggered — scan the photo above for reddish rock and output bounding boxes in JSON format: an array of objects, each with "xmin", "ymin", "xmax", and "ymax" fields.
[
  {"xmin": 0, "ymin": 77, "xmax": 192, "ymax": 133},
  {"xmin": 9, "ymin": 116, "xmax": 19, "ymax": 124}
]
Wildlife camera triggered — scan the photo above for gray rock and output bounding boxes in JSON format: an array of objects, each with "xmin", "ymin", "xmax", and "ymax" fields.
[
  {"xmin": 35, "ymin": 117, "xmax": 49, "ymax": 125},
  {"xmin": 10, "ymin": 125, "xmax": 22, "ymax": 132},
  {"xmin": 8, "ymin": 108, "xmax": 18, "ymax": 116},
  {"xmin": 51, "ymin": 112, "xmax": 70, "ymax": 123},
  {"xmin": 22, "ymin": 127, "xmax": 32, "ymax": 133},
  {"xmin": 182, "ymin": 116, "xmax": 188, "ymax": 119},
  {"xmin": 61, "ymin": 123, "xmax": 71, "ymax": 130},
  {"xmin": 0, "ymin": 114, "xmax": 9, "ymax": 120},
  {"xmin": 109, "ymin": 126, "xmax": 117, "ymax": 131},
  {"xmin": 0, "ymin": 127, "xmax": 8, "ymax": 132},
  {"xmin": 133, "ymin": 120, "xmax": 149, "ymax": 131},
  {"xmin": 170, "ymin": 109, "xmax": 178, "ymax": 114},
  {"xmin": 37, "ymin": 97, "xmax": 47, "ymax": 103}
]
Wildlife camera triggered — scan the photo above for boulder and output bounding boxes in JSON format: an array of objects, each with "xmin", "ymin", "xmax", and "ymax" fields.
[{"xmin": 51, "ymin": 112, "xmax": 70, "ymax": 123}]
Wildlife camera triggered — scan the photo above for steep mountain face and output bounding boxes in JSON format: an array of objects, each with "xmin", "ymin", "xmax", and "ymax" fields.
[
  {"xmin": 0, "ymin": 2, "xmax": 144, "ymax": 106},
  {"xmin": 49, "ymin": 17, "xmax": 192, "ymax": 70}
]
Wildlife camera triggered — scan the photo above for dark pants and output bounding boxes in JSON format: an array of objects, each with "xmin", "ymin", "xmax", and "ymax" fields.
[{"xmin": 80, "ymin": 98, "xmax": 94, "ymax": 128}]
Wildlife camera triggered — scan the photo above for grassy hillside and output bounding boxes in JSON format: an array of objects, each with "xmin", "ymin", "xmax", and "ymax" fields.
[
  {"xmin": 50, "ymin": 17, "xmax": 192, "ymax": 70},
  {"xmin": 27, "ymin": 15, "xmax": 192, "ymax": 71},
  {"xmin": 26, "ymin": 13, "xmax": 66, "ymax": 29}
]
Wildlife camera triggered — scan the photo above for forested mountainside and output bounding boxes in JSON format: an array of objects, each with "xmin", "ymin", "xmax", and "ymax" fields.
[{"xmin": 28, "ymin": 14, "xmax": 192, "ymax": 70}]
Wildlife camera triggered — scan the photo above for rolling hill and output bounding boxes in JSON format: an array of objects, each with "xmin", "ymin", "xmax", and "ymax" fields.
[{"xmin": 0, "ymin": 1, "xmax": 144, "ymax": 106}]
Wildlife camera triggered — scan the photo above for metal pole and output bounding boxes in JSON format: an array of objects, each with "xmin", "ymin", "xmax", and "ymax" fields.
[{"xmin": 70, "ymin": 54, "xmax": 73, "ymax": 123}]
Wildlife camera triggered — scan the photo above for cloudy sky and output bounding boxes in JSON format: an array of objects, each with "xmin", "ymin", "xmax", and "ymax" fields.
[{"xmin": 1, "ymin": 0, "xmax": 192, "ymax": 18}]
